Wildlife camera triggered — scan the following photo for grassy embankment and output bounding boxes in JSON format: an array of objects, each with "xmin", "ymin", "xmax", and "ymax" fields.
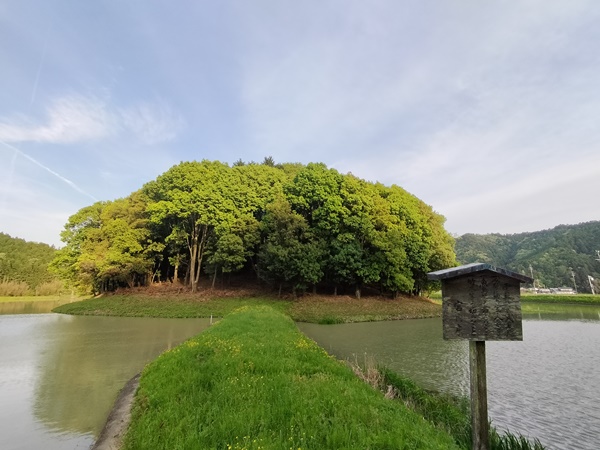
[
  {"xmin": 430, "ymin": 291, "xmax": 600, "ymax": 305},
  {"xmin": 520, "ymin": 293, "xmax": 600, "ymax": 305},
  {"xmin": 53, "ymin": 290, "xmax": 442, "ymax": 323},
  {"xmin": 123, "ymin": 306, "xmax": 544, "ymax": 450},
  {"xmin": 123, "ymin": 306, "xmax": 460, "ymax": 450}
]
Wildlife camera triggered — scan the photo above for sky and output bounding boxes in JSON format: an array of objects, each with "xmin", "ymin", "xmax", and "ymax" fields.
[{"xmin": 1, "ymin": 1, "xmax": 599, "ymax": 247}]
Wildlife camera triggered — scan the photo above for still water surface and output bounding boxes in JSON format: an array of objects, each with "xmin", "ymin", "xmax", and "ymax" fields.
[
  {"xmin": 0, "ymin": 310, "xmax": 210, "ymax": 450},
  {"xmin": 1, "ymin": 303, "xmax": 598, "ymax": 450},
  {"xmin": 298, "ymin": 303, "xmax": 600, "ymax": 450}
]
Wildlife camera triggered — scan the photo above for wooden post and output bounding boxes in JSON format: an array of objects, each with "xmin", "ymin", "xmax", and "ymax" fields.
[
  {"xmin": 470, "ymin": 341, "xmax": 489, "ymax": 450},
  {"xmin": 427, "ymin": 263, "xmax": 532, "ymax": 450}
]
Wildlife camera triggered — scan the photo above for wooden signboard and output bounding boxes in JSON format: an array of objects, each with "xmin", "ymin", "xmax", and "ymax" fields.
[
  {"xmin": 428, "ymin": 263, "xmax": 532, "ymax": 450},
  {"xmin": 441, "ymin": 272, "xmax": 523, "ymax": 341}
]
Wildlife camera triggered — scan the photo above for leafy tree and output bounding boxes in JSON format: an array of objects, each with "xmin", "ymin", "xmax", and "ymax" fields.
[
  {"xmin": 51, "ymin": 193, "xmax": 156, "ymax": 294},
  {"xmin": 258, "ymin": 197, "xmax": 323, "ymax": 295},
  {"xmin": 50, "ymin": 202, "xmax": 105, "ymax": 293},
  {"xmin": 50, "ymin": 159, "xmax": 458, "ymax": 298},
  {"xmin": 206, "ymin": 233, "xmax": 246, "ymax": 288},
  {"xmin": 94, "ymin": 193, "xmax": 156, "ymax": 289},
  {"xmin": 144, "ymin": 161, "xmax": 237, "ymax": 292},
  {"xmin": 262, "ymin": 156, "xmax": 275, "ymax": 167},
  {"xmin": 0, "ymin": 233, "xmax": 59, "ymax": 294}
]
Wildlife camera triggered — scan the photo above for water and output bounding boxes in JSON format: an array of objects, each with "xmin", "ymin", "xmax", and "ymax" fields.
[
  {"xmin": 0, "ymin": 313, "xmax": 210, "ymax": 450},
  {"xmin": 298, "ymin": 304, "xmax": 600, "ymax": 450},
  {"xmin": 0, "ymin": 298, "xmax": 76, "ymax": 315},
  {"xmin": 1, "ymin": 302, "xmax": 598, "ymax": 450}
]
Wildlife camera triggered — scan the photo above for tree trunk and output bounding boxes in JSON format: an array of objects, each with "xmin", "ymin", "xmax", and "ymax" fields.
[
  {"xmin": 193, "ymin": 225, "xmax": 210, "ymax": 289},
  {"xmin": 173, "ymin": 264, "xmax": 179, "ymax": 284},
  {"xmin": 189, "ymin": 228, "xmax": 199, "ymax": 293},
  {"xmin": 211, "ymin": 267, "xmax": 217, "ymax": 289},
  {"xmin": 333, "ymin": 285, "xmax": 338, "ymax": 296},
  {"xmin": 355, "ymin": 284, "xmax": 361, "ymax": 300}
]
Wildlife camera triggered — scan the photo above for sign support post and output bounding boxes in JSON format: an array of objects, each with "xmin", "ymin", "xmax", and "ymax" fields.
[
  {"xmin": 470, "ymin": 341, "xmax": 488, "ymax": 450},
  {"xmin": 428, "ymin": 263, "xmax": 532, "ymax": 450}
]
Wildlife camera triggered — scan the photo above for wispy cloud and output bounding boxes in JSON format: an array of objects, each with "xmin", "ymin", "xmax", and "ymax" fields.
[
  {"xmin": 120, "ymin": 101, "xmax": 186, "ymax": 145},
  {"xmin": 0, "ymin": 139, "xmax": 98, "ymax": 201},
  {"xmin": 0, "ymin": 94, "xmax": 185, "ymax": 146},
  {"xmin": 0, "ymin": 95, "xmax": 112, "ymax": 144}
]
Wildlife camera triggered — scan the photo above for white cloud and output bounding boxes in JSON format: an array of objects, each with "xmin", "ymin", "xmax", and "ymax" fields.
[
  {"xmin": 0, "ymin": 95, "xmax": 112, "ymax": 144},
  {"xmin": 0, "ymin": 94, "xmax": 185, "ymax": 146}
]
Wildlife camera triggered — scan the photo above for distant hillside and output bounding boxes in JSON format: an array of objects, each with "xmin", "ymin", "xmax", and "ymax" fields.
[
  {"xmin": 455, "ymin": 221, "xmax": 600, "ymax": 293},
  {"xmin": 0, "ymin": 233, "xmax": 60, "ymax": 295}
]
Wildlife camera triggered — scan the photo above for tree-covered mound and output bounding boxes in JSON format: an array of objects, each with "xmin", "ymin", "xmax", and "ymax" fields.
[
  {"xmin": 455, "ymin": 221, "xmax": 600, "ymax": 292},
  {"xmin": 0, "ymin": 233, "xmax": 61, "ymax": 296},
  {"xmin": 51, "ymin": 160, "xmax": 455, "ymax": 297}
]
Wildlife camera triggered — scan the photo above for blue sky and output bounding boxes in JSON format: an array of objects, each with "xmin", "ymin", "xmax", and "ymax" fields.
[{"xmin": 1, "ymin": 1, "xmax": 599, "ymax": 247}]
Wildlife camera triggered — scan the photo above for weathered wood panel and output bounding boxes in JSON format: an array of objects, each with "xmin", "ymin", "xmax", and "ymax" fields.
[{"xmin": 442, "ymin": 271, "xmax": 523, "ymax": 341}]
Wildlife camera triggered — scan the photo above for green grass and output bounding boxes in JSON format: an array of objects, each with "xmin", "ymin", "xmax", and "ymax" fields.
[
  {"xmin": 379, "ymin": 369, "xmax": 545, "ymax": 450},
  {"xmin": 53, "ymin": 295, "xmax": 291, "ymax": 318},
  {"xmin": 52, "ymin": 292, "xmax": 442, "ymax": 323},
  {"xmin": 520, "ymin": 293, "xmax": 600, "ymax": 305},
  {"xmin": 123, "ymin": 306, "xmax": 459, "ymax": 450},
  {"xmin": 288, "ymin": 295, "xmax": 441, "ymax": 323},
  {"xmin": 429, "ymin": 291, "xmax": 600, "ymax": 305}
]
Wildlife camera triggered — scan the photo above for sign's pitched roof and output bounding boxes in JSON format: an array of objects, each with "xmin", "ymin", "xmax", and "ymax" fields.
[{"xmin": 427, "ymin": 263, "xmax": 533, "ymax": 283}]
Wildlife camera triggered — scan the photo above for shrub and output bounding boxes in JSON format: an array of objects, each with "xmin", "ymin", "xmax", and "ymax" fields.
[
  {"xmin": 0, "ymin": 281, "xmax": 30, "ymax": 296},
  {"xmin": 36, "ymin": 280, "xmax": 65, "ymax": 296}
]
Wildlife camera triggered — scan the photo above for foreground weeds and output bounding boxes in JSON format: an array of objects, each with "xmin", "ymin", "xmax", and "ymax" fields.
[
  {"xmin": 349, "ymin": 357, "xmax": 545, "ymax": 450},
  {"xmin": 123, "ymin": 306, "xmax": 458, "ymax": 450}
]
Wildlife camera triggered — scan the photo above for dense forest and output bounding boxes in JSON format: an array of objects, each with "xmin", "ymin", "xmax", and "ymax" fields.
[
  {"xmin": 50, "ymin": 159, "xmax": 456, "ymax": 297},
  {"xmin": 455, "ymin": 221, "xmax": 600, "ymax": 293},
  {"xmin": 0, "ymin": 233, "xmax": 61, "ymax": 295}
]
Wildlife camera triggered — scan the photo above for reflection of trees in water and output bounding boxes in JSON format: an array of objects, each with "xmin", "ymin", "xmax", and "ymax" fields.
[
  {"xmin": 521, "ymin": 303, "xmax": 600, "ymax": 321},
  {"xmin": 0, "ymin": 300, "xmax": 69, "ymax": 315},
  {"xmin": 33, "ymin": 316, "xmax": 209, "ymax": 436},
  {"xmin": 299, "ymin": 319, "xmax": 470, "ymax": 397}
]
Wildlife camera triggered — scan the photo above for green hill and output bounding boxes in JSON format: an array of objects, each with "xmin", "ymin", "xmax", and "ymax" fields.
[
  {"xmin": 0, "ymin": 233, "xmax": 60, "ymax": 295},
  {"xmin": 455, "ymin": 221, "xmax": 600, "ymax": 293}
]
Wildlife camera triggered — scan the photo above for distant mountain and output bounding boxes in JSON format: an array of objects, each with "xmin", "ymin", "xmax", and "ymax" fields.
[
  {"xmin": 455, "ymin": 221, "xmax": 600, "ymax": 293},
  {"xmin": 0, "ymin": 232, "xmax": 58, "ymax": 293}
]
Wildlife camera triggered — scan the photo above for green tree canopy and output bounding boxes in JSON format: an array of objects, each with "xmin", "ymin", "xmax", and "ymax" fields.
[
  {"xmin": 52, "ymin": 160, "xmax": 456, "ymax": 296},
  {"xmin": 0, "ymin": 233, "xmax": 59, "ymax": 293}
]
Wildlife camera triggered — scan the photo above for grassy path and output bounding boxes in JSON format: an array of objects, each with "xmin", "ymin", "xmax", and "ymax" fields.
[{"xmin": 123, "ymin": 306, "xmax": 458, "ymax": 450}]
